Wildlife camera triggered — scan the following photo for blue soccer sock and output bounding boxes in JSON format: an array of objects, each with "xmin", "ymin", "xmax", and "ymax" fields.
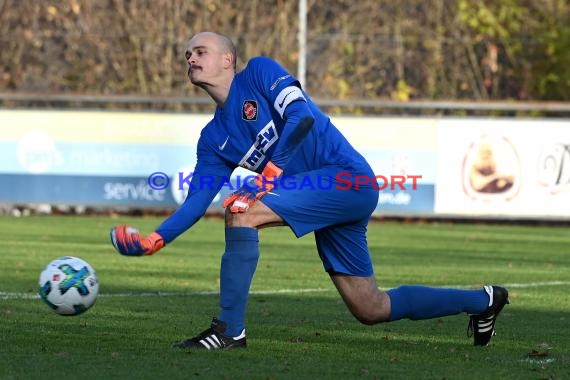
[
  {"xmin": 218, "ymin": 227, "xmax": 259, "ymax": 337},
  {"xmin": 386, "ymin": 285, "xmax": 490, "ymax": 321}
]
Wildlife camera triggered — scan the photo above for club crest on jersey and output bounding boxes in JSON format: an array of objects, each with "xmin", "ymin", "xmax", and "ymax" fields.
[
  {"xmin": 242, "ymin": 100, "xmax": 258, "ymax": 121},
  {"xmin": 239, "ymin": 121, "xmax": 279, "ymax": 171}
]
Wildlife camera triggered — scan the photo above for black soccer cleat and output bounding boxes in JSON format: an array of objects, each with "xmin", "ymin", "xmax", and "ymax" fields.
[
  {"xmin": 468, "ymin": 285, "xmax": 509, "ymax": 346},
  {"xmin": 173, "ymin": 318, "xmax": 246, "ymax": 350}
]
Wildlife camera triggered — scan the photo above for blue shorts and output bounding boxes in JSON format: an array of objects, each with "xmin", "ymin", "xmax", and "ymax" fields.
[{"xmin": 261, "ymin": 166, "xmax": 379, "ymax": 277}]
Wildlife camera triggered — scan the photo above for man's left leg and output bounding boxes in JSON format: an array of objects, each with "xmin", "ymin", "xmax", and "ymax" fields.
[
  {"xmin": 316, "ymin": 215, "xmax": 508, "ymax": 346},
  {"xmin": 332, "ymin": 273, "xmax": 509, "ymax": 345},
  {"xmin": 330, "ymin": 274, "xmax": 493, "ymax": 323}
]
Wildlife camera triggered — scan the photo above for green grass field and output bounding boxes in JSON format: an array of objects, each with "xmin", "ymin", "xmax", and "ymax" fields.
[{"xmin": 1, "ymin": 215, "xmax": 569, "ymax": 380}]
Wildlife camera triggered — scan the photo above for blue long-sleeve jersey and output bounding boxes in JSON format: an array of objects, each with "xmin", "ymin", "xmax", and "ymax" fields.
[{"xmin": 156, "ymin": 56, "xmax": 371, "ymax": 243}]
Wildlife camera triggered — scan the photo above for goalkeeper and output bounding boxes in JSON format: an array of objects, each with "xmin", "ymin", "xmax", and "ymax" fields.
[{"xmin": 111, "ymin": 32, "xmax": 509, "ymax": 349}]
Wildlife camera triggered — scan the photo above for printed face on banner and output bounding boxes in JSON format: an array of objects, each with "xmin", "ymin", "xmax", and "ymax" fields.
[{"xmin": 462, "ymin": 134, "xmax": 521, "ymax": 201}]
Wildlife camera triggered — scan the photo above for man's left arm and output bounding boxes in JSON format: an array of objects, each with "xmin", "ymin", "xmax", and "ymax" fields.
[
  {"xmin": 270, "ymin": 93, "xmax": 315, "ymax": 169},
  {"xmin": 223, "ymin": 91, "xmax": 315, "ymax": 213}
]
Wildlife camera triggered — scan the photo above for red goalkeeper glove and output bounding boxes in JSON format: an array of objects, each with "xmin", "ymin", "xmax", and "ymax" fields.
[
  {"xmin": 223, "ymin": 161, "xmax": 283, "ymax": 213},
  {"xmin": 110, "ymin": 225, "xmax": 165, "ymax": 256}
]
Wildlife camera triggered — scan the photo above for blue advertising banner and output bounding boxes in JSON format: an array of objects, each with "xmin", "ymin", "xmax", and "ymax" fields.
[
  {"xmin": 0, "ymin": 174, "xmax": 175, "ymax": 207},
  {"xmin": 0, "ymin": 110, "xmax": 438, "ymax": 216},
  {"xmin": 376, "ymin": 184, "xmax": 435, "ymax": 215}
]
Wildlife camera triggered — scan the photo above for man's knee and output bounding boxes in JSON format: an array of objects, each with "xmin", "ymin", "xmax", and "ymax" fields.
[
  {"xmin": 224, "ymin": 200, "xmax": 284, "ymax": 229},
  {"xmin": 350, "ymin": 304, "xmax": 390, "ymax": 325},
  {"xmin": 224, "ymin": 207, "xmax": 255, "ymax": 228},
  {"xmin": 331, "ymin": 274, "xmax": 391, "ymax": 325}
]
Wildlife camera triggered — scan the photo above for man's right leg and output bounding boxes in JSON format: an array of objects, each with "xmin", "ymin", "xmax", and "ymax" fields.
[{"xmin": 173, "ymin": 201, "xmax": 284, "ymax": 350}]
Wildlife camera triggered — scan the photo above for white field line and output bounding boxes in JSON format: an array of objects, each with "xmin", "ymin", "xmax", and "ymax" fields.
[{"xmin": 2, "ymin": 280, "xmax": 569, "ymax": 301}]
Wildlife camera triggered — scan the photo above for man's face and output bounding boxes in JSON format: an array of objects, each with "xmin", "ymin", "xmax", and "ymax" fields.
[{"xmin": 185, "ymin": 33, "xmax": 227, "ymax": 86}]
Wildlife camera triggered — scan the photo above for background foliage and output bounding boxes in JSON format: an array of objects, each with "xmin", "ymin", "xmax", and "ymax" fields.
[{"xmin": 0, "ymin": 0, "xmax": 568, "ymax": 108}]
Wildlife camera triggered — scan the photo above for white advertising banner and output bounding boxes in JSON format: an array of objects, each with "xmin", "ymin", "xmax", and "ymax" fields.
[{"xmin": 435, "ymin": 118, "xmax": 570, "ymax": 219}]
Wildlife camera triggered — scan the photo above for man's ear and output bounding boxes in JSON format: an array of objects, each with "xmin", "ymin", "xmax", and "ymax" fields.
[{"xmin": 223, "ymin": 52, "xmax": 234, "ymax": 70}]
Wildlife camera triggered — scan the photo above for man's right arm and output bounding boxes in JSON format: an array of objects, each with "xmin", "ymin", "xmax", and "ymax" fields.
[
  {"xmin": 110, "ymin": 135, "xmax": 233, "ymax": 255},
  {"xmin": 154, "ymin": 168, "xmax": 229, "ymax": 243},
  {"xmin": 155, "ymin": 138, "xmax": 233, "ymax": 244}
]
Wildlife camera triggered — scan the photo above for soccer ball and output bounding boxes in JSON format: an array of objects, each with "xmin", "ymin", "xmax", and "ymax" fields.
[{"xmin": 38, "ymin": 256, "xmax": 99, "ymax": 316}]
